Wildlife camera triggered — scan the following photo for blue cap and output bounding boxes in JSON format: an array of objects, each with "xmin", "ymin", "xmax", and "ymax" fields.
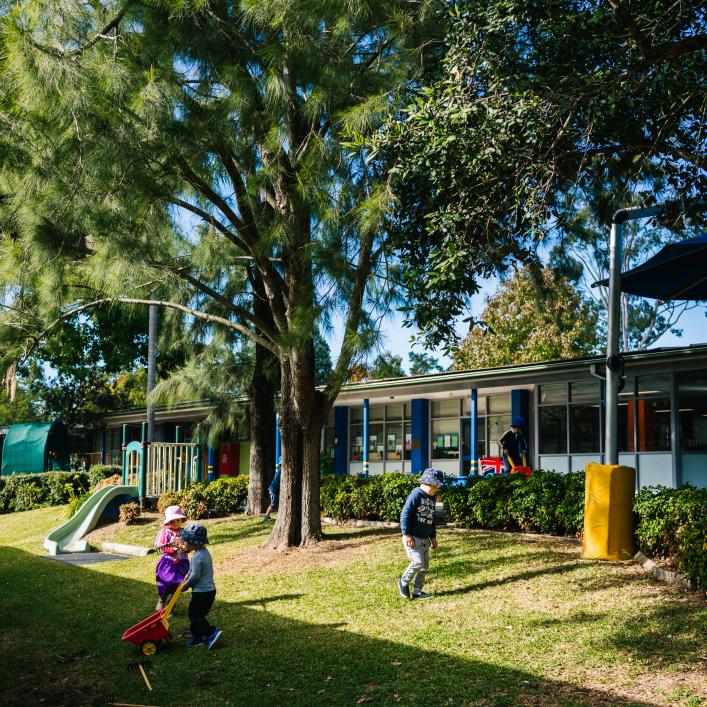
[
  {"xmin": 419, "ymin": 468, "xmax": 445, "ymax": 486},
  {"xmin": 180, "ymin": 523, "xmax": 209, "ymax": 545},
  {"xmin": 512, "ymin": 417, "xmax": 525, "ymax": 428}
]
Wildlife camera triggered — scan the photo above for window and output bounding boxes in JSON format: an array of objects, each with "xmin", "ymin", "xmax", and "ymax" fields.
[
  {"xmin": 432, "ymin": 399, "xmax": 460, "ymax": 418},
  {"xmin": 539, "ymin": 406, "xmax": 567, "ymax": 454},
  {"xmin": 679, "ymin": 373, "xmax": 707, "ymax": 451},
  {"xmin": 431, "ymin": 418, "xmax": 460, "ymax": 459},
  {"xmin": 385, "ymin": 422, "xmax": 404, "ymax": 461},
  {"xmin": 570, "ymin": 404, "xmax": 600, "ymax": 453},
  {"xmin": 616, "ymin": 376, "xmax": 672, "ymax": 452},
  {"xmin": 368, "ymin": 422, "xmax": 384, "ymax": 461},
  {"xmin": 570, "ymin": 381, "xmax": 600, "ymax": 402},
  {"xmin": 488, "ymin": 395, "xmax": 511, "ymax": 414},
  {"xmin": 637, "ymin": 398, "xmax": 671, "ymax": 451},
  {"xmin": 540, "ymin": 384, "xmax": 567, "ymax": 405}
]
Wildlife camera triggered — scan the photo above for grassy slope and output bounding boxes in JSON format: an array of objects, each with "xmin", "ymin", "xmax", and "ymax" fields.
[{"xmin": 0, "ymin": 507, "xmax": 704, "ymax": 707}]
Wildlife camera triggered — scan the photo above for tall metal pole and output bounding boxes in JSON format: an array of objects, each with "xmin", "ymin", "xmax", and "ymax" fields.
[
  {"xmin": 605, "ymin": 205, "xmax": 662, "ymax": 465},
  {"xmin": 605, "ymin": 220, "xmax": 623, "ymax": 465},
  {"xmin": 146, "ymin": 304, "xmax": 158, "ymax": 443},
  {"xmin": 362, "ymin": 399, "xmax": 369, "ymax": 477}
]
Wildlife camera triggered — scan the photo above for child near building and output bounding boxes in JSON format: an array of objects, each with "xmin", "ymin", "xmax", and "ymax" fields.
[
  {"xmin": 262, "ymin": 466, "xmax": 281, "ymax": 522},
  {"xmin": 398, "ymin": 468, "xmax": 444, "ymax": 600},
  {"xmin": 154, "ymin": 505, "xmax": 190, "ymax": 612},
  {"xmin": 180, "ymin": 522, "xmax": 222, "ymax": 649}
]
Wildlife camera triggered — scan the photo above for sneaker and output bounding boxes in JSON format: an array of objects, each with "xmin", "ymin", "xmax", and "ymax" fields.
[
  {"xmin": 186, "ymin": 637, "xmax": 206, "ymax": 647},
  {"xmin": 398, "ymin": 579, "xmax": 410, "ymax": 599},
  {"xmin": 207, "ymin": 629, "xmax": 223, "ymax": 650},
  {"xmin": 262, "ymin": 514, "xmax": 271, "ymax": 522},
  {"xmin": 413, "ymin": 590, "xmax": 432, "ymax": 599}
]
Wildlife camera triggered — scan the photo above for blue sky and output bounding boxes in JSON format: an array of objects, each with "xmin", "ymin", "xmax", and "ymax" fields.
[{"xmin": 326, "ymin": 278, "xmax": 707, "ymax": 374}]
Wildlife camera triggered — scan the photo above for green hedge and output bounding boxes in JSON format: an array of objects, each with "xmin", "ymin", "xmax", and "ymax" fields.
[
  {"xmin": 157, "ymin": 476, "xmax": 250, "ymax": 520},
  {"xmin": 634, "ymin": 485, "xmax": 707, "ymax": 590},
  {"xmin": 320, "ymin": 473, "xmax": 421, "ymax": 522},
  {"xmin": 443, "ymin": 470, "xmax": 585, "ymax": 536},
  {"xmin": 87, "ymin": 464, "xmax": 122, "ymax": 487},
  {"xmin": 0, "ymin": 471, "xmax": 91, "ymax": 514}
]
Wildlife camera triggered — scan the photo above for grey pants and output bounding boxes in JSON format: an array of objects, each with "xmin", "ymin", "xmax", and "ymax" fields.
[{"xmin": 400, "ymin": 536, "xmax": 431, "ymax": 591}]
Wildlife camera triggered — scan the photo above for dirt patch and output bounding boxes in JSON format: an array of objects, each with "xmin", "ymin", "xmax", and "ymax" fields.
[{"xmin": 217, "ymin": 528, "xmax": 396, "ymax": 576}]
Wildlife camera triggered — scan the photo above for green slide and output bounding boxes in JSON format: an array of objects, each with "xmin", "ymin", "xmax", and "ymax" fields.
[{"xmin": 44, "ymin": 485, "xmax": 139, "ymax": 555}]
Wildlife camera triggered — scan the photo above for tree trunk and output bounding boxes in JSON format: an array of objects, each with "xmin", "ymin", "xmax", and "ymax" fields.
[
  {"xmin": 246, "ymin": 278, "xmax": 279, "ymax": 515},
  {"xmin": 245, "ymin": 341, "xmax": 277, "ymax": 514},
  {"xmin": 265, "ymin": 351, "xmax": 325, "ymax": 549}
]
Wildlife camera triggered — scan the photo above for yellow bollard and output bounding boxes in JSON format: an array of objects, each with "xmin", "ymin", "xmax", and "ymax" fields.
[{"xmin": 582, "ymin": 463, "xmax": 635, "ymax": 561}]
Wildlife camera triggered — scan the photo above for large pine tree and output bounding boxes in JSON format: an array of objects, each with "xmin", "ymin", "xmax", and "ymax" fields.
[{"xmin": 1, "ymin": 0, "xmax": 437, "ymax": 547}]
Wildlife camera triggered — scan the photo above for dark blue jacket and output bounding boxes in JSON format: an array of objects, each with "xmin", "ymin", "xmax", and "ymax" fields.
[
  {"xmin": 400, "ymin": 487, "xmax": 437, "ymax": 539},
  {"xmin": 268, "ymin": 468, "xmax": 281, "ymax": 495}
]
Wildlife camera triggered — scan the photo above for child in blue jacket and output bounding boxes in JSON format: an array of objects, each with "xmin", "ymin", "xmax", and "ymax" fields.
[{"xmin": 398, "ymin": 468, "xmax": 444, "ymax": 599}]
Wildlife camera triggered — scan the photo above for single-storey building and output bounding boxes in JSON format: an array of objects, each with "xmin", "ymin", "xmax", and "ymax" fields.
[{"xmin": 88, "ymin": 344, "xmax": 707, "ymax": 489}]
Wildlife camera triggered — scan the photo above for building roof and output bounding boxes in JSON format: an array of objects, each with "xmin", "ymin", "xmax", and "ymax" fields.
[{"xmin": 98, "ymin": 343, "xmax": 707, "ymax": 424}]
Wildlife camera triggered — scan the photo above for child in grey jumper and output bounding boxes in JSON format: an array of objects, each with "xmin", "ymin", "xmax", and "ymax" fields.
[{"xmin": 180, "ymin": 523, "xmax": 222, "ymax": 649}]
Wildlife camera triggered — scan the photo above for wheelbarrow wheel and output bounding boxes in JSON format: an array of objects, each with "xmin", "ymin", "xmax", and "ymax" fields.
[{"xmin": 141, "ymin": 640, "xmax": 159, "ymax": 656}]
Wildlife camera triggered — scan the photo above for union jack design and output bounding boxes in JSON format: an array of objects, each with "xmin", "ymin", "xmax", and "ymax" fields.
[{"xmin": 479, "ymin": 456, "xmax": 505, "ymax": 476}]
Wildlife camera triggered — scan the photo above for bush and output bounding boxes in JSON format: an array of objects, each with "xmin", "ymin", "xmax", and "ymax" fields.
[
  {"xmin": 320, "ymin": 473, "xmax": 420, "ymax": 522},
  {"xmin": 88, "ymin": 465, "xmax": 122, "ymax": 488},
  {"xmin": 156, "ymin": 476, "xmax": 249, "ymax": 520},
  {"xmin": 635, "ymin": 485, "xmax": 707, "ymax": 590},
  {"xmin": 0, "ymin": 471, "xmax": 90, "ymax": 514},
  {"xmin": 94, "ymin": 474, "xmax": 121, "ymax": 490},
  {"xmin": 443, "ymin": 470, "xmax": 585, "ymax": 537},
  {"xmin": 119, "ymin": 502, "xmax": 142, "ymax": 525},
  {"xmin": 67, "ymin": 489, "xmax": 92, "ymax": 518}
]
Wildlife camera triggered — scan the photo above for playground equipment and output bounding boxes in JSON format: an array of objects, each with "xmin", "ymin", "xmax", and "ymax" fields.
[
  {"xmin": 506, "ymin": 453, "xmax": 532, "ymax": 479},
  {"xmin": 122, "ymin": 580, "xmax": 185, "ymax": 655},
  {"xmin": 44, "ymin": 484, "xmax": 139, "ymax": 555},
  {"xmin": 124, "ymin": 440, "xmax": 200, "ymax": 497}
]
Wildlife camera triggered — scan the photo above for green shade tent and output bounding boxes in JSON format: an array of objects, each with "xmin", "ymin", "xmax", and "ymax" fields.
[{"xmin": 0, "ymin": 421, "xmax": 71, "ymax": 476}]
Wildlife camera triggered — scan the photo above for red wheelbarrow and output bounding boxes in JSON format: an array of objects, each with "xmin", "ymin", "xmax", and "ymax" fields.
[{"xmin": 122, "ymin": 581, "xmax": 185, "ymax": 655}]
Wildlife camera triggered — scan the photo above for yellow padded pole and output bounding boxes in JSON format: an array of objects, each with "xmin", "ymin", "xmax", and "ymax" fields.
[{"xmin": 582, "ymin": 463, "xmax": 635, "ymax": 561}]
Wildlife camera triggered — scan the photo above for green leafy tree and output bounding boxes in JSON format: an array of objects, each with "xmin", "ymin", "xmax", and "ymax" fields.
[
  {"xmin": 408, "ymin": 351, "xmax": 443, "ymax": 375},
  {"xmin": 369, "ymin": 353, "xmax": 405, "ymax": 380},
  {"xmin": 375, "ymin": 1, "xmax": 707, "ymax": 349},
  {"xmin": 1, "ymin": 1, "xmax": 437, "ymax": 548},
  {"xmin": 452, "ymin": 267, "xmax": 601, "ymax": 370}
]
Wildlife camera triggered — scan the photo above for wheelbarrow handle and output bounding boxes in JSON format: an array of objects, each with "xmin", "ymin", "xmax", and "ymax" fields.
[{"xmin": 162, "ymin": 580, "xmax": 186, "ymax": 618}]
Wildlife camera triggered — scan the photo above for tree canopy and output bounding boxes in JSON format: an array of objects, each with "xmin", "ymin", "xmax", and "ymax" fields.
[
  {"xmin": 452, "ymin": 267, "xmax": 601, "ymax": 370},
  {"xmin": 0, "ymin": 0, "xmax": 439, "ymax": 547},
  {"xmin": 376, "ymin": 0, "xmax": 707, "ymax": 348}
]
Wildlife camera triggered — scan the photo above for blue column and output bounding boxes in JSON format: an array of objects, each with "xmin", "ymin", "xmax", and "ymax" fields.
[
  {"xmin": 511, "ymin": 389, "xmax": 530, "ymax": 462},
  {"xmin": 275, "ymin": 414, "xmax": 281, "ymax": 475},
  {"xmin": 175, "ymin": 425, "xmax": 183, "ymax": 443},
  {"xmin": 411, "ymin": 398, "xmax": 430, "ymax": 474},
  {"xmin": 470, "ymin": 389, "xmax": 479, "ymax": 476},
  {"xmin": 207, "ymin": 447, "xmax": 218, "ymax": 481},
  {"xmin": 362, "ymin": 399, "xmax": 369, "ymax": 477},
  {"xmin": 334, "ymin": 407, "xmax": 349, "ymax": 475}
]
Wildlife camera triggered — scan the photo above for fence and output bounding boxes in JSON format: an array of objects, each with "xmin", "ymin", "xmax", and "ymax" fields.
[{"xmin": 145, "ymin": 443, "xmax": 199, "ymax": 497}]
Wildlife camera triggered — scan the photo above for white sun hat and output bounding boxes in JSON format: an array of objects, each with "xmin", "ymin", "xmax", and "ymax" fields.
[{"xmin": 163, "ymin": 505, "xmax": 187, "ymax": 525}]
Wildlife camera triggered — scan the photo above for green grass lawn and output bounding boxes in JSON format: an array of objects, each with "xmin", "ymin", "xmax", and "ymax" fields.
[{"xmin": 0, "ymin": 507, "xmax": 705, "ymax": 707}]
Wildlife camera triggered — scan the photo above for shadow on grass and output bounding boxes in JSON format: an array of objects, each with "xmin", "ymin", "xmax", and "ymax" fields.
[
  {"xmin": 322, "ymin": 526, "xmax": 399, "ymax": 542},
  {"xmin": 434, "ymin": 561, "xmax": 583, "ymax": 597},
  {"xmin": 0, "ymin": 546, "xmax": 668, "ymax": 707}
]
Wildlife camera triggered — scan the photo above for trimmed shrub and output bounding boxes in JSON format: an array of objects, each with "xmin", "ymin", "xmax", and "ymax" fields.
[
  {"xmin": 634, "ymin": 485, "xmax": 707, "ymax": 590},
  {"xmin": 0, "ymin": 471, "xmax": 90, "ymax": 514},
  {"xmin": 320, "ymin": 473, "xmax": 420, "ymax": 522},
  {"xmin": 443, "ymin": 470, "xmax": 585, "ymax": 537},
  {"xmin": 156, "ymin": 476, "xmax": 249, "ymax": 520},
  {"xmin": 119, "ymin": 502, "xmax": 142, "ymax": 525},
  {"xmin": 88, "ymin": 465, "xmax": 122, "ymax": 488}
]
